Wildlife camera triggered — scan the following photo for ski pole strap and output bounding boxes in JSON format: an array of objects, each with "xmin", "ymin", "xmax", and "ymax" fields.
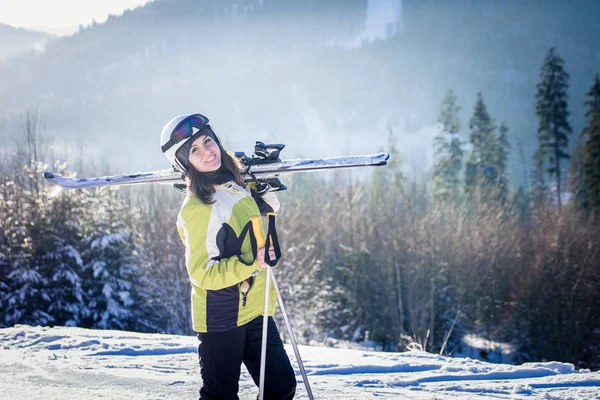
[
  {"xmin": 249, "ymin": 214, "xmax": 281, "ymax": 267},
  {"xmin": 237, "ymin": 220, "xmax": 258, "ymax": 266},
  {"xmin": 264, "ymin": 213, "xmax": 281, "ymax": 266}
]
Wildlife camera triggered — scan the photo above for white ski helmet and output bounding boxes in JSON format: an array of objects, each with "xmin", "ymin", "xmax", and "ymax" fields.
[{"xmin": 160, "ymin": 113, "xmax": 219, "ymax": 173}]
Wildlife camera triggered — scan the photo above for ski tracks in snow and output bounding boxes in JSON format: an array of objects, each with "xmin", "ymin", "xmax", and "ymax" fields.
[{"xmin": 1, "ymin": 325, "xmax": 600, "ymax": 399}]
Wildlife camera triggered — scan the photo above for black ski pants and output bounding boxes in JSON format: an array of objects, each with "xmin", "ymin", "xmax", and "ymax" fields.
[{"xmin": 197, "ymin": 316, "xmax": 296, "ymax": 400}]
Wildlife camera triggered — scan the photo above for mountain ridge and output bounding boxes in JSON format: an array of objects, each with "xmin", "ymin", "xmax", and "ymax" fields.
[
  {"xmin": 0, "ymin": 23, "xmax": 55, "ymax": 61},
  {"xmin": 1, "ymin": 0, "xmax": 599, "ymax": 184}
]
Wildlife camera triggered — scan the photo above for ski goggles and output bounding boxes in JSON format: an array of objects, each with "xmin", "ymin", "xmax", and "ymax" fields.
[{"xmin": 161, "ymin": 114, "xmax": 210, "ymax": 153}]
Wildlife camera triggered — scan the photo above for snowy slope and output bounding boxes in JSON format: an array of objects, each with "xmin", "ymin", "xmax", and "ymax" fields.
[{"xmin": 1, "ymin": 325, "xmax": 599, "ymax": 400}]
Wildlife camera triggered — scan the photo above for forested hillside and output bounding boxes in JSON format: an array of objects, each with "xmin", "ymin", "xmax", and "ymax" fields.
[
  {"xmin": 2, "ymin": 97, "xmax": 600, "ymax": 369},
  {"xmin": 1, "ymin": 0, "xmax": 600, "ymax": 371},
  {"xmin": 0, "ymin": 23, "xmax": 54, "ymax": 60},
  {"xmin": 0, "ymin": 0, "xmax": 599, "ymax": 185}
]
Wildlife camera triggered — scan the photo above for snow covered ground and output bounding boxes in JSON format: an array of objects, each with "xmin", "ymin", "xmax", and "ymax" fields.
[{"xmin": 1, "ymin": 325, "xmax": 599, "ymax": 400}]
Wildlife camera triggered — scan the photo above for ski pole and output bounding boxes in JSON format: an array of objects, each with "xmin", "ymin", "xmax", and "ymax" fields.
[
  {"xmin": 255, "ymin": 212, "xmax": 310, "ymax": 399},
  {"xmin": 270, "ymin": 273, "xmax": 315, "ymax": 400},
  {"xmin": 252, "ymin": 212, "xmax": 280, "ymax": 400},
  {"xmin": 259, "ymin": 266, "xmax": 272, "ymax": 400}
]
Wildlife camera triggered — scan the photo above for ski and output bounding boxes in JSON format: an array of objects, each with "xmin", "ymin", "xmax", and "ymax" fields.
[{"xmin": 43, "ymin": 152, "xmax": 389, "ymax": 190}]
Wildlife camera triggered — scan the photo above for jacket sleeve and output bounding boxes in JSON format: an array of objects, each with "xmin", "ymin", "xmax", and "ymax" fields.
[{"xmin": 177, "ymin": 204, "xmax": 259, "ymax": 291}]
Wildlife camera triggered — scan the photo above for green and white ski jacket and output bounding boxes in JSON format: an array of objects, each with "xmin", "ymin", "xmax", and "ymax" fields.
[{"xmin": 176, "ymin": 181, "xmax": 279, "ymax": 333}]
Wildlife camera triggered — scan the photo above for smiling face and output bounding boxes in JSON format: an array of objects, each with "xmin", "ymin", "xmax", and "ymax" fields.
[{"xmin": 188, "ymin": 134, "xmax": 222, "ymax": 173}]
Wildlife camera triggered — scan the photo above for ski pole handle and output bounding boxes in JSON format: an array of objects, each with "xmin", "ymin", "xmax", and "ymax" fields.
[
  {"xmin": 250, "ymin": 216, "xmax": 266, "ymax": 248},
  {"xmin": 250, "ymin": 214, "xmax": 281, "ymax": 267}
]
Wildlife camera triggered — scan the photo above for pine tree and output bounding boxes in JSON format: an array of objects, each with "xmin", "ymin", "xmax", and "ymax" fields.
[
  {"xmin": 531, "ymin": 148, "xmax": 550, "ymax": 206},
  {"xmin": 1, "ymin": 158, "xmax": 91, "ymax": 328},
  {"xmin": 465, "ymin": 93, "xmax": 498, "ymax": 197},
  {"xmin": 569, "ymin": 140, "xmax": 587, "ymax": 210},
  {"xmin": 0, "ymin": 179, "xmax": 17, "ymax": 327},
  {"xmin": 495, "ymin": 122, "xmax": 511, "ymax": 202},
  {"xmin": 1, "ymin": 149, "xmax": 54, "ymax": 326},
  {"xmin": 513, "ymin": 185, "xmax": 530, "ymax": 221},
  {"xmin": 535, "ymin": 47, "xmax": 572, "ymax": 209},
  {"xmin": 1, "ymin": 114, "xmax": 69, "ymax": 327},
  {"xmin": 80, "ymin": 187, "xmax": 149, "ymax": 331},
  {"xmin": 582, "ymin": 74, "xmax": 600, "ymax": 213},
  {"xmin": 1, "ymin": 193, "xmax": 46, "ymax": 326},
  {"xmin": 432, "ymin": 90, "xmax": 464, "ymax": 203},
  {"xmin": 40, "ymin": 193, "xmax": 89, "ymax": 327},
  {"xmin": 368, "ymin": 128, "xmax": 405, "ymax": 218}
]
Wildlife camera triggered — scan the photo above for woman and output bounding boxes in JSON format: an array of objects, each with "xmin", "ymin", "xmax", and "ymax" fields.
[{"xmin": 160, "ymin": 113, "xmax": 296, "ymax": 400}]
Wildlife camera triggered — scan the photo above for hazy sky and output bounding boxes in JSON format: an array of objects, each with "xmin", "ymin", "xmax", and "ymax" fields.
[{"xmin": 0, "ymin": 0, "xmax": 152, "ymax": 32}]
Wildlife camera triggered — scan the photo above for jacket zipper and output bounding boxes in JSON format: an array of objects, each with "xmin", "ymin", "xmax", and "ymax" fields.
[{"xmin": 240, "ymin": 276, "xmax": 254, "ymax": 306}]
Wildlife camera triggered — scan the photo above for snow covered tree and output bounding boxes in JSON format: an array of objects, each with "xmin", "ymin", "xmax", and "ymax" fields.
[
  {"xmin": 0, "ymin": 229, "xmax": 7, "ymax": 325},
  {"xmin": 432, "ymin": 90, "xmax": 464, "ymax": 203},
  {"xmin": 1, "ymin": 154, "xmax": 90, "ymax": 328},
  {"xmin": 0, "ymin": 178, "xmax": 19, "ymax": 327},
  {"xmin": 535, "ymin": 47, "xmax": 572, "ymax": 209},
  {"xmin": 39, "ymin": 190, "xmax": 89, "ymax": 326},
  {"xmin": 0, "ymin": 115, "xmax": 77, "ymax": 327},
  {"xmin": 0, "ymin": 178, "xmax": 45, "ymax": 326},
  {"xmin": 80, "ymin": 187, "xmax": 150, "ymax": 332}
]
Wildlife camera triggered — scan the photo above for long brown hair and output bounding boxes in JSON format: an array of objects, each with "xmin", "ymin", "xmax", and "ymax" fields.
[{"xmin": 185, "ymin": 143, "xmax": 245, "ymax": 204}]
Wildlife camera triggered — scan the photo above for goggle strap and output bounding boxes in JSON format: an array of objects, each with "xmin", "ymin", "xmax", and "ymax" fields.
[{"xmin": 161, "ymin": 139, "xmax": 176, "ymax": 153}]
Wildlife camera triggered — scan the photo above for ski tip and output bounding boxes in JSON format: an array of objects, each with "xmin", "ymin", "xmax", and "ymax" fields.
[
  {"xmin": 44, "ymin": 171, "xmax": 55, "ymax": 179},
  {"xmin": 376, "ymin": 153, "xmax": 390, "ymax": 165}
]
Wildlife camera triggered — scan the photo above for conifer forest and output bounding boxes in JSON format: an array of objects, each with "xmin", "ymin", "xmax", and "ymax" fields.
[{"xmin": 2, "ymin": 46, "xmax": 600, "ymax": 372}]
